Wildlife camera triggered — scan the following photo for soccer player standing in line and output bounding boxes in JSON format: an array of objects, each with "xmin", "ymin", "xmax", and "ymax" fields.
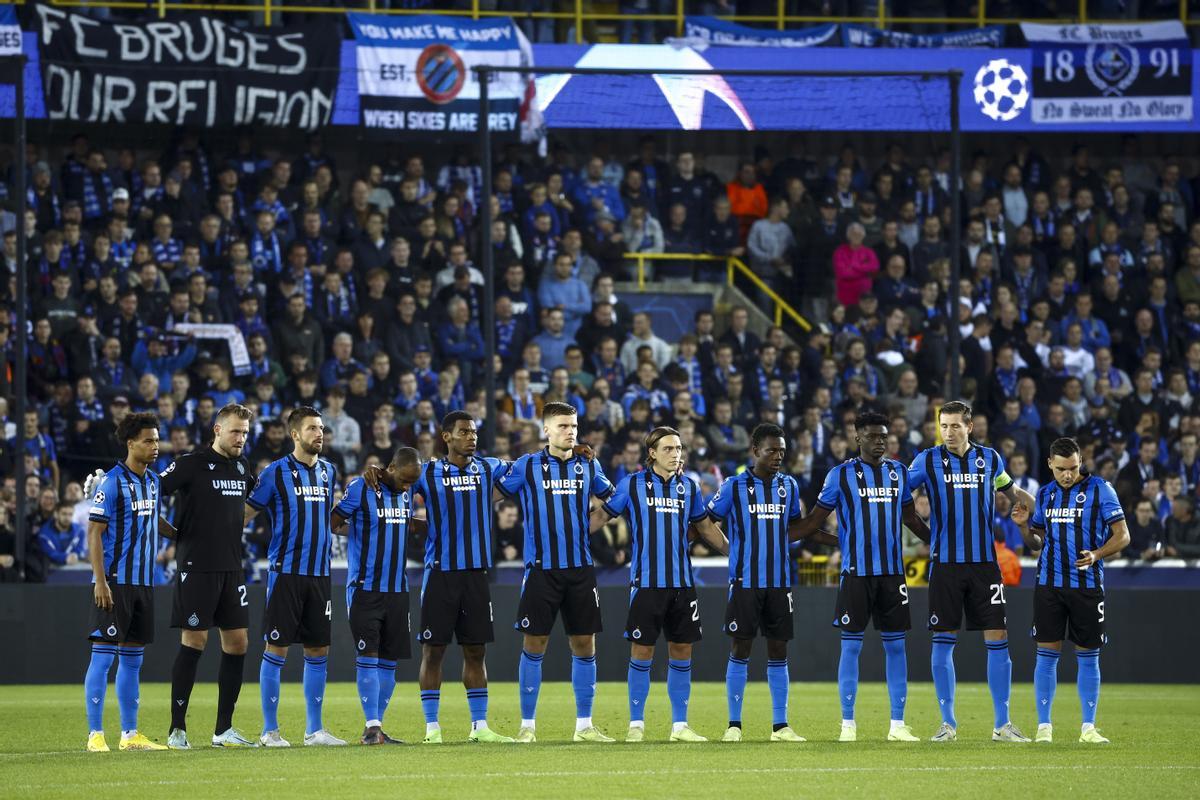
[
  {"xmin": 83, "ymin": 411, "xmax": 175, "ymax": 752},
  {"xmin": 589, "ymin": 426, "xmax": 728, "ymax": 743},
  {"xmin": 333, "ymin": 447, "xmax": 423, "ymax": 745},
  {"xmin": 158, "ymin": 404, "xmax": 257, "ymax": 749},
  {"xmin": 1010, "ymin": 437, "xmax": 1129, "ymax": 744},
  {"xmin": 791, "ymin": 412, "xmax": 928, "ymax": 742},
  {"xmin": 244, "ymin": 407, "xmax": 344, "ymax": 747},
  {"xmin": 908, "ymin": 400, "xmax": 1037, "ymax": 742},
  {"xmin": 500, "ymin": 402, "xmax": 617, "ymax": 743},
  {"xmin": 410, "ymin": 412, "xmax": 512, "ymax": 744},
  {"xmin": 707, "ymin": 423, "xmax": 807, "ymax": 743}
]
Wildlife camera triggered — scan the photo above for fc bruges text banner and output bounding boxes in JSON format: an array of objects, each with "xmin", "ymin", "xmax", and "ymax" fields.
[
  {"xmin": 34, "ymin": 5, "xmax": 340, "ymax": 129},
  {"xmin": 349, "ymin": 13, "xmax": 539, "ymax": 139},
  {"xmin": 1020, "ymin": 21, "xmax": 1192, "ymax": 124}
]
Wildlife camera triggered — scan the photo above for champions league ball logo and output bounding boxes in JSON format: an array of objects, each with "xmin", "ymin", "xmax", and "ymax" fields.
[{"xmin": 973, "ymin": 58, "xmax": 1030, "ymax": 122}]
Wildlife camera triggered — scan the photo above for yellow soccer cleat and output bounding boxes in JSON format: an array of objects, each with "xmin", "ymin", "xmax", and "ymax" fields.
[
  {"xmin": 467, "ymin": 726, "xmax": 514, "ymax": 743},
  {"xmin": 515, "ymin": 726, "xmax": 537, "ymax": 743},
  {"xmin": 422, "ymin": 728, "xmax": 443, "ymax": 744},
  {"xmin": 669, "ymin": 725, "xmax": 707, "ymax": 743},
  {"xmin": 119, "ymin": 732, "xmax": 168, "ymax": 751},
  {"xmin": 86, "ymin": 731, "xmax": 110, "ymax": 752},
  {"xmin": 573, "ymin": 726, "xmax": 615, "ymax": 743},
  {"xmin": 887, "ymin": 724, "xmax": 920, "ymax": 742},
  {"xmin": 839, "ymin": 722, "xmax": 857, "ymax": 742},
  {"xmin": 1035, "ymin": 724, "xmax": 1053, "ymax": 743},
  {"xmin": 625, "ymin": 725, "xmax": 645, "ymax": 743},
  {"xmin": 721, "ymin": 726, "xmax": 743, "ymax": 742},
  {"xmin": 770, "ymin": 726, "xmax": 806, "ymax": 742},
  {"xmin": 1079, "ymin": 726, "xmax": 1110, "ymax": 744}
]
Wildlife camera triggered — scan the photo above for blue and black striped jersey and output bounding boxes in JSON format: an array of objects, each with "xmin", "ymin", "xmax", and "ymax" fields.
[
  {"xmin": 603, "ymin": 471, "xmax": 707, "ymax": 588},
  {"xmin": 498, "ymin": 448, "xmax": 615, "ymax": 569},
  {"xmin": 414, "ymin": 456, "xmax": 508, "ymax": 571},
  {"xmin": 335, "ymin": 477, "xmax": 410, "ymax": 593},
  {"xmin": 247, "ymin": 454, "xmax": 337, "ymax": 577},
  {"xmin": 1031, "ymin": 475, "xmax": 1124, "ymax": 589},
  {"xmin": 707, "ymin": 469, "xmax": 803, "ymax": 589},
  {"xmin": 816, "ymin": 457, "xmax": 913, "ymax": 577},
  {"xmin": 88, "ymin": 462, "xmax": 161, "ymax": 586},
  {"xmin": 908, "ymin": 444, "xmax": 1012, "ymax": 565}
]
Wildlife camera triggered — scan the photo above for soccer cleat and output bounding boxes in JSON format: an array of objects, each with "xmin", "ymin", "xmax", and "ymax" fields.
[
  {"xmin": 839, "ymin": 722, "xmax": 857, "ymax": 742},
  {"xmin": 669, "ymin": 725, "xmax": 707, "ymax": 743},
  {"xmin": 86, "ymin": 731, "xmax": 110, "ymax": 752},
  {"xmin": 1035, "ymin": 724, "xmax": 1053, "ymax": 743},
  {"xmin": 992, "ymin": 722, "xmax": 1031, "ymax": 743},
  {"xmin": 304, "ymin": 729, "xmax": 347, "ymax": 746},
  {"xmin": 422, "ymin": 728, "xmax": 443, "ymax": 744},
  {"xmin": 625, "ymin": 725, "xmax": 644, "ymax": 743},
  {"xmin": 167, "ymin": 728, "xmax": 191, "ymax": 750},
  {"xmin": 887, "ymin": 724, "xmax": 920, "ymax": 742},
  {"xmin": 515, "ymin": 726, "xmax": 537, "ymax": 743},
  {"xmin": 379, "ymin": 731, "xmax": 404, "ymax": 745},
  {"xmin": 770, "ymin": 726, "xmax": 806, "ymax": 742},
  {"xmin": 361, "ymin": 726, "xmax": 384, "ymax": 746},
  {"xmin": 573, "ymin": 726, "xmax": 615, "ymax": 743},
  {"xmin": 721, "ymin": 726, "xmax": 743, "ymax": 742},
  {"xmin": 930, "ymin": 723, "xmax": 957, "ymax": 742},
  {"xmin": 212, "ymin": 728, "xmax": 258, "ymax": 748},
  {"xmin": 1079, "ymin": 726, "xmax": 1110, "ymax": 744},
  {"xmin": 259, "ymin": 730, "xmax": 290, "ymax": 748},
  {"xmin": 468, "ymin": 727, "xmax": 515, "ymax": 743},
  {"xmin": 119, "ymin": 732, "xmax": 168, "ymax": 751}
]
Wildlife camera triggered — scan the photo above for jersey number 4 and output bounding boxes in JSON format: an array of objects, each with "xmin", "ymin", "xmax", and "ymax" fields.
[{"xmin": 324, "ymin": 600, "xmax": 332, "ymax": 620}]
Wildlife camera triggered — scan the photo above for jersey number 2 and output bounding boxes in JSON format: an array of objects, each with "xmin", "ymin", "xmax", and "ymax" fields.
[
  {"xmin": 237, "ymin": 585, "xmax": 248, "ymax": 607},
  {"xmin": 690, "ymin": 600, "xmax": 699, "ymax": 621}
]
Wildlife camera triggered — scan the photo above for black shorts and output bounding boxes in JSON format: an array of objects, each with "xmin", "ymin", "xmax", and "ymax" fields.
[
  {"xmin": 833, "ymin": 574, "xmax": 912, "ymax": 633},
  {"xmin": 515, "ymin": 566, "xmax": 602, "ymax": 637},
  {"xmin": 263, "ymin": 572, "xmax": 331, "ymax": 648},
  {"xmin": 349, "ymin": 588, "xmax": 412, "ymax": 661},
  {"xmin": 1032, "ymin": 585, "xmax": 1107, "ymax": 649},
  {"xmin": 928, "ymin": 561, "xmax": 1008, "ymax": 631},
  {"xmin": 89, "ymin": 584, "xmax": 155, "ymax": 644},
  {"xmin": 418, "ymin": 568, "xmax": 494, "ymax": 646},
  {"xmin": 171, "ymin": 570, "xmax": 250, "ymax": 631},
  {"xmin": 625, "ymin": 586, "xmax": 703, "ymax": 645},
  {"xmin": 724, "ymin": 584, "xmax": 794, "ymax": 641}
]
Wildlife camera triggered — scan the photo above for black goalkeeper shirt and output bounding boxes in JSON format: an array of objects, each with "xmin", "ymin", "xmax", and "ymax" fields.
[{"xmin": 159, "ymin": 446, "xmax": 253, "ymax": 572}]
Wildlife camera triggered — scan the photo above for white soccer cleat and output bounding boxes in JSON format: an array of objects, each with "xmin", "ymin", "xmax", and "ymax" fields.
[
  {"xmin": 992, "ymin": 722, "xmax": 1031, "ymax": 743},
  {"xmin": 304, "ymin": 729, "xmax": 347, "ymax": 746},
  {"xmin": 167, "ymin": 728, "xmax": 191, "ymax": 750},
  {"xmin": 720, "ymin": 726, "xmax": 743, "ymax": 742},
  {"xmin": 259, "ymin": 729, "xmax": 290, "ymax": 748},
  {"xmin": 887, "ymin": 723, "xmax": 920, "ymax": 742},
  {"xmin": 213, "ymin": 728, "xmax": 258, "ymax": 748},
  {"xmin": 1079, "ymin": 725, "xmax": 1109, "ymax": 744},
  {"xmin": 1035, "ymin": 723, "xmax": 1053, "ymax": 743},
  {"xmin": 838, "ymin": 722, "xmax": 857, "ymax": 742},
  {"xmin": 930, "ymin": 723, "xmax": 957, "ymax": 742}
]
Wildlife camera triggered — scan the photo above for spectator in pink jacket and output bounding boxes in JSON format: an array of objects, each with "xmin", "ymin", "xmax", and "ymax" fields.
[{"xmin": 833, "ymin": 222, "xmax": 880, "ymax": 307}]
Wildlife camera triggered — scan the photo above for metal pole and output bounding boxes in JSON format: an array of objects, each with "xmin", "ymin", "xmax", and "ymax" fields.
[
  {"xmin": 12, "ymin": 56, "xmax": 29, "ymax": 579},
  {"xmin": 478, "ymin": 68, "xmax": 496, "ymax": 454},
  {"xmin": 948, "ymin": 71, "xmax": 962, "ymax": 401}
]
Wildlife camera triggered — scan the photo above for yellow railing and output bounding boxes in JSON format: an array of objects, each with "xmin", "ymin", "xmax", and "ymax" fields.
[
  {"xmin": 19, "ymin": 0, "xmax": 1198, "ymax": 37},
  {"xmin": 623, "ymin": 252, "xmax": 810, "ymax": 332}
]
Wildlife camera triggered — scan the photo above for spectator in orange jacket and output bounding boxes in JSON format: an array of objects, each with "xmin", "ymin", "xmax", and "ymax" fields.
[
  {"xmin": 994, "ymin": 530, "xmax": 1022, "ymax": 586},
  {"xmin": 726, "ymin": 162, "xmax": 768, "ymax": 243},
  {"xmin": 833, "ymin": 221, "xmax": 880, "ymax": 307}
]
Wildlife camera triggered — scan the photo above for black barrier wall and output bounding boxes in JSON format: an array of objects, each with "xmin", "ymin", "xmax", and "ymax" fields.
[{"xmin": 1, "ymin": 586, "xmax": 1195, "ymax": 684}]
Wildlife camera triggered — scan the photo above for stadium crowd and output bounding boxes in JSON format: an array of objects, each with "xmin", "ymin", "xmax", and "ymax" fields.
[{"xmin": 3, "ymin": 128, "xmax": 1200, "ymax": 583}]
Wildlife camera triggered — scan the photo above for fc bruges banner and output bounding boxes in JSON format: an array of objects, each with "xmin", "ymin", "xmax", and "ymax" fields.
[
  {"xmin": 348, "ymin": 13, "xmax": 539, "ymax": 139},
  {"xmin": 1020, "ymin": 21, "xmax": 1192, "ymax": 124},
  {"xmin": 34, "ymin": 5, "xmax": 340, "ymax": 129}
]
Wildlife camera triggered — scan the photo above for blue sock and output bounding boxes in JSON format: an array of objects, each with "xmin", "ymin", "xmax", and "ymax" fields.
[
  {"xmin": 837, "ymin": 632, "xmax": 864, "ymax": 721},
  {"xmin": 726, "ymin": 656, "xmax": 748, "ymax": 725},
  {"xmin": 1035, "ymin": 648, "xmax": 1060, "ymax": 726},
  {"xmin": 881, "ymin": 632, "xmax": 908, "ymax": 722},
  {"xmin": 84, "ymin": 644, "xmax": 117, "ymax": 732},
  {"xmin": 667, "ymin": 659, "xmax": 692, "ymax": 725},
  {"xmin": 931, "ymin": 634, "xmax": 958, "ymax": 727},
  {"xmin": 518, "ymin": 650, "xmax": 544, "ymax": 721},
  {"xmin": 1077, "ymin": 648, "xmax": 1101, "ymax": 725},
  {"xmin": 467, "ymin": 688, "xmax": 488, "ymax": 725},
  {"xmin": 115, "ymin": 646, "xmax": 143, "ymax": 734},
  {"xmin": 356, "ymin": 656, "xmax": 380, "ymax": 724},
  {"xmin": 766, "ymin": 659, "xmax": 789, "ymax": 727},
  {"xmin": 303, "ymin": 655, "xmax": 328, "ymax": 735},
  {"xmin": 628, "ymin": 658, "xmax": 652, "ymax": 723},
  {"xmin": 377, "ymin": 659, "xmax": 397, "ymax": 718},
  {"xmin": 572, "ymin": 654, "xmax": 597, "ymax": 719},
  {"xmin": 986, "ymin": 638, "xmax": 1012, "ymax": 729},
  {"xmin": 420, "ymin": 690, "xmax": 440, "ymax": 724},
  {"xmin": 259, "ymin": 652, "xmax": 284, "ymax": 734}
]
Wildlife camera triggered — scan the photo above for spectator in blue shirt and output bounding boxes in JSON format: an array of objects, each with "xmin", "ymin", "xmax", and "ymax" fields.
[
  {"xmin": 437, "ymin": 297, "xmax": 486, "ymax": 390},
  {"xmin": 537, "ymin": 253, "xmax": 592, "ymax": 339},
  {"xmin": 131, "ymin": 333, "xmax": 198, "ymax": 389},
  {"xmin": 531, "ymin": 308, "xmax": 573, "ymax": 371},
  {"xmin": 37, "ymin": 502, "xmax": 87, "ymax": 569},
  {"xmin": 320, "ymin": 332, "xmax": 368, "ymax": 392},
  {"xmin": 1060, "ymin": 291, "xmax": 1112, "ymax": 352},
  {"xmin": 572, "ymin": 157, "xmax": 626, "ymax": 226}
]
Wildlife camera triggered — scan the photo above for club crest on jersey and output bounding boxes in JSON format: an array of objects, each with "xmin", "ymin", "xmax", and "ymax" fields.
[
  {"xmin": 401, "ymin": 491, "xmax": 409, "ymax": 502},
  {"xmin": 1076, "ymin": 492, "xmax": 1087, "ymax": 503},
  {"xmin": 677, "ymin": 482, "xmax": 686, "ymax": 495},
  {"xmin": 778, "ymin": 486, "xmax": 787, "ymax": 498},
  {"xmin": 574, "ymin": 463, "xmax": 584, "ymax": 474},
  {"xmin": 149, "ymin": 484, "xmax": 156, "ymax": 496},
  {"xmin": 319, "ymin": 469, "xmax": 327, "ymax": 481},
  {"xmin": 890, "ymin": 471, "xmax": 898, "ymax": 481},
  {"xmin": 187, "ymin": 613, "xmax": 200, "ymax": 627},
  {"xmin": 469, "ymin": 462, "xmax": 479, "ymax": 473},
  {"xmin": 975, "ymin": 457, "xmax": 986, "ymax": 468}
]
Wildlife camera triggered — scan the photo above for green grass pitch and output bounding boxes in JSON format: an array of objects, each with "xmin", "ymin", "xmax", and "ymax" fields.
[{"xmin": 3, "ymin": 682, "xmax": 1197, "ymax": 798}]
